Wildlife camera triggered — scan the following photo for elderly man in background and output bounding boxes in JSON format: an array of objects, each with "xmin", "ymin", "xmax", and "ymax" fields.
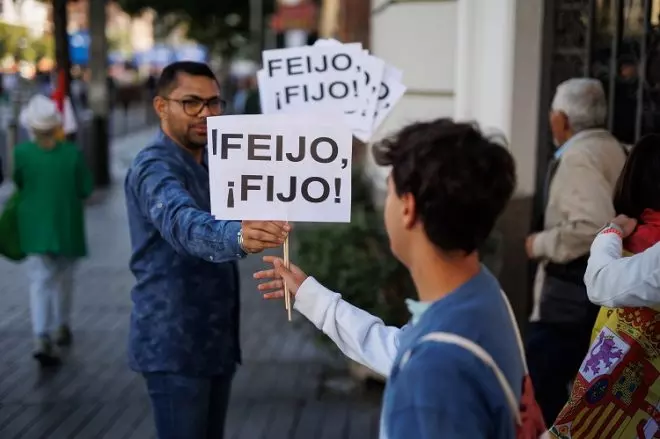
[{"xmin": 525, "ymin": 78, "xmax": 627, "ymax": 425}]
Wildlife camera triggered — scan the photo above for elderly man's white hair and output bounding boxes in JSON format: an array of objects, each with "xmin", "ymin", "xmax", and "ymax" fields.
[{"xmin": 551, "ymin": 78, "xmax": 607, "ymax": 132}]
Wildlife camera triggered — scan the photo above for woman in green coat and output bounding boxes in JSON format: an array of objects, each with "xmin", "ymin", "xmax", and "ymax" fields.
[{"xmin": 14, "ymin": 94, "xmax": 93, "ymax": 366}]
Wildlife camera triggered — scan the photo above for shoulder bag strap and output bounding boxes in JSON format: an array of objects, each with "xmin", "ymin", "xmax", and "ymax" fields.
[
  {"xmin": 499, "ymin": 289, "xmax": 529, "ymax": 374},
  {"xmin": 399, "ymin": 331, "xmax": 521, "ymax": 426}
]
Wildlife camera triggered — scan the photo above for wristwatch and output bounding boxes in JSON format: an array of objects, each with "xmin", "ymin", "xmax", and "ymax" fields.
[
  {"xmin": 237, "ymin": 229, "xmax": 249, "ymax": 255},
  {"xmin": 597, "ymin": 222, "xmax": 624, "ymax": 238}
]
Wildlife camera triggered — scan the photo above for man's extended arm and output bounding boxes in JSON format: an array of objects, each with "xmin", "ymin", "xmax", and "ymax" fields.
[
  {"xmin": 294, "ymin": 277, "xmax": 403, "ymax": 377},
  {"xmin": 586, "ymin": 232, "xmax": 660, "ymax": 307},
  {"xmin": 129, "ymin": 153, "xmax": 245, "ymax": 263}
]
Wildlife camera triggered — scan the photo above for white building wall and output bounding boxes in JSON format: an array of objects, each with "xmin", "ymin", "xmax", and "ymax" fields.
[
  {"xmin": 367, "ymin": 0, "xmax": 544, "ymax": 197},
  {"xmin": 367, "ymin": 0, "xmax": 457, "ymax": 194}
]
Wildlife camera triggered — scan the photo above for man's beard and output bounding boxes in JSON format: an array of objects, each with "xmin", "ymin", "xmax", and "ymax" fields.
[
  {"xmin": 184, "ymin": 141, "xmax": 206, "ymax": 151},
  {"xmin": 178, "ymin": 131, "xmax": 206, "ymax": 151}
]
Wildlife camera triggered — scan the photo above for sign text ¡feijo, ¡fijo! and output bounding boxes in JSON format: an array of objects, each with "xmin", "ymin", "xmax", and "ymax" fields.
[{"xmin": 210, "ymin": 130, "xmax": 349, "ymax": 169}]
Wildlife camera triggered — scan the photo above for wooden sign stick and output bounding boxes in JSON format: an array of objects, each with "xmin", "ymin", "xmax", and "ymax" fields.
[{"xmin": 283, "ymin": 234, "xmax": 292, "ymax": 322}]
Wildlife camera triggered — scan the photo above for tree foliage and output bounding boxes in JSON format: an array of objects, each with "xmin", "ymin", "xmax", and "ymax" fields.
[
  {"xmin": 0, "ymin": 22, "xmax": 55, "ymax": 62},
  {"xmin": 116, "ymin": 0, "xmax": 261, "ymax": 56}
]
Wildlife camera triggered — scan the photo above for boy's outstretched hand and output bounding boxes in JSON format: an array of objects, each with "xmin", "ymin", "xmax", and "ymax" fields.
[{"xmin": 254, "ymin": 256, "xmax": 308, "ymax": 299}]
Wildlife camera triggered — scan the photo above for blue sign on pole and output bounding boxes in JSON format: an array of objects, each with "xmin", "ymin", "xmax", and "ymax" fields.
[
  {"xmin": 175, "ymin": 44, "xmax": 208, "ymax": 63},
  {"xmin": 108, "ymin": 51, "xmax": 126, "ymax": 65},
  {"xmin": 146, "ymin": 44, "xmax": 175, "ymax": 67},
  {"xmin": 69, "ymin": 30, "xmax": 90, "ymax": 66},
  {"xmin": 133, "ymin": 51, "xmax": 147, "ymax": 66}
]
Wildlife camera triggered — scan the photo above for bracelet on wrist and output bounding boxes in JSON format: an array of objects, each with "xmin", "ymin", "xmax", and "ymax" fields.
[{"xmin": 600, "ymin": 227, "xmax": 623, "ymax": 239}]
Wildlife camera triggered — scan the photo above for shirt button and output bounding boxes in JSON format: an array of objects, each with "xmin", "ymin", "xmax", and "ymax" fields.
[
  {"xmin": 157, "ymin": 202, "xmax": 164, "ymax": 208},
  {"xmin": 209, "ymin": 256, "xmax": 214, "ymax": 261}
]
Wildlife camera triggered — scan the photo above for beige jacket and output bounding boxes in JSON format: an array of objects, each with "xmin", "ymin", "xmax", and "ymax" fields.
[
  {"xmin": 530, "ymin": 129, "xmax": 627, "ymax": 322},
  {"xmin": 532, "ymin": 129, "xmax": 627, "ymax": 263}
]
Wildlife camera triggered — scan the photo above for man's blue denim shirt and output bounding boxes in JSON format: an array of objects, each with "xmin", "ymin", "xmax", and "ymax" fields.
[{"xmin": 124, "ymin": 130, "xmax": 246, "ymax": 376}]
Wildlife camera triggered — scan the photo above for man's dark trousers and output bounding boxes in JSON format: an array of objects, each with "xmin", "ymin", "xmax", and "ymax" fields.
[
  {"xmin": 525, "ymin": 271, "xmax": 600, "ymax": 426},
  {"xmin": 144, "ymin": 371, "xmax": 234, "ymax": 439},
  {"xmin": 526, "ymin": 319, "xmax": 595, "ymax": 425}
]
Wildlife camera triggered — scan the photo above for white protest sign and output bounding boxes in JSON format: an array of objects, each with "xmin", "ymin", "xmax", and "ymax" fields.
[
  {"xmin": 353, "ymin": 54, "xmax": 385, "ymax": 141},
  {"xmin": 312, "ymin": 40, "xmax": 372, "ymax": 136},
  {"xmin": 313, "ymin": 39, "xmax": 362, "ymax": 51},
  {"xmin": 260, "ymin": 45, "xmax": 364, "ymax": 130},
  {"xmin": 207, "ymin": 114, "xmax": 353, "ymax": 223},
  {"xmin": 383, "ymin": 64, "xmax": 403, "ymax": 83},
  {"xmin": 257, "ymin": 69, "xmax": 273, "ymax": 113},
  {"xmin": 256, "ymin": 42, "xmax": 405, "ymax": 143},
  {"xmin": 373, "ymin": 67, "xmax": 407, "ymax": 132},
  {"xmin": 313, "ymin": 38, "xmax": 343, "ymax": 47}
]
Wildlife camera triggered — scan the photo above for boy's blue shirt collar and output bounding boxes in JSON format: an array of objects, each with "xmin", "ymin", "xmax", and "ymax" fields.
[{"xmin": 404, "ymin": 266, "xmax": 491, "ymax": 325}]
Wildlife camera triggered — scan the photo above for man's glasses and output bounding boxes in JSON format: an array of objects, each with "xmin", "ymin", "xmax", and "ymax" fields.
[{"xmin": 162, "ymin": 96, "xmax": 227, "ymax": 117}]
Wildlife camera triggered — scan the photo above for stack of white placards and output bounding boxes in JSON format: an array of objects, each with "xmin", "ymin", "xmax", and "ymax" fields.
[{"xmin": 257, "ymin": 39, "xmax": 406, "ymax": 143}]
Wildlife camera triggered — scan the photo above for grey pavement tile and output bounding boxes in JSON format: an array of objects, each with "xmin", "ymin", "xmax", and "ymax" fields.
[
  {"xmin": 317, "ymin": 403, "xmax": 349, "ymax": 439},
  {"xmin": 231, "ymin": 402, "xmax": 274, "ymax": 438},
  {"xmin": 0, "ymin": 404, "xmax": 50, "ymax": 439},
  {"xmin": 45, "ymin": 402, "xmax": 102, "ymax": 439},
  {"xmin": 292, "ymin": 400, "xmax": 325, "ymax": 439},
  {"xmin": 267, "ymin": 402, "xmax": 303, "ymax": 439},
  {"xmin": 15, "ymin": 402, "xmax": 73, "ymax": 439},
  {"xmin": 98, "ymin": 401, "xmax": 150, "ymax": 439},
  {"xmin": 346, "ymin": 405, "xmax": 377, "ymax": 439}
]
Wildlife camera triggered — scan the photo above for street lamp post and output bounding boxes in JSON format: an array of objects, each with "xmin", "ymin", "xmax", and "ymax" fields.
[
  {"xmin": 89, "ymin": 0, "xmax": 110, "ymax": 187},
  {"xmin": 52, "ymin": 0, "xmax": 71, "ymax": 92},
  {"xmin": 250, "ymin": 0, "xmax": 264, "ymax": 57},
  {"xmin": 5, "ymin": 88, "xmax": 22, "ymax": 178}
]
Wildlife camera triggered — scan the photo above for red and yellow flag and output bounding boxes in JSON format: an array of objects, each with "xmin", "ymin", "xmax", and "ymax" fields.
[{"xmin": 51, "ymin": 68, "xmax": 67, "ymax": 139}]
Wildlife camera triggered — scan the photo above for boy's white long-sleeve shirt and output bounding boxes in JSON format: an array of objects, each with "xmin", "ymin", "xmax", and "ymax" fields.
[
  {"xmin": 585, "ymin": 232, "xmax": 660, "ymax": 308},
  {"xmin": 293, "ymin": 276, "xmax": 405, "ymax": 378}
]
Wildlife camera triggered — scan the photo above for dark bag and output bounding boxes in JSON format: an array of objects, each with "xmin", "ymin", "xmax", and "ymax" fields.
[
  {"xmin": 544, "ymin": 255, "xmax": 589, "ymax": 286},
  {"xmin": 0, "ymin": 192, "xmax": 26, "ymax": 261}
]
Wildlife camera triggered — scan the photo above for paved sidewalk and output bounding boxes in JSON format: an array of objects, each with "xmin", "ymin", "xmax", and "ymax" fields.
[{"xmin": 0, "ymin": 130, "xmax": 381, "ymax": 438}]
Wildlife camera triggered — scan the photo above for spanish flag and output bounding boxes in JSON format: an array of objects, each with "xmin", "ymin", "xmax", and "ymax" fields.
[{"xmin": 51, "ymin": 68, "xmax": 67, "ymax": 140}]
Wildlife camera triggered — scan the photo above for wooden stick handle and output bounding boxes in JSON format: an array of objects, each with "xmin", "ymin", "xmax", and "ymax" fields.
[{"xmin": 283, "ymin": 235, "xmax": 292, "ymax": 322}]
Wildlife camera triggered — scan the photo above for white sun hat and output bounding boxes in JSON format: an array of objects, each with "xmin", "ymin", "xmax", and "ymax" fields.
[{"xmin": 20, "ymin": 94, "xmax": 62, "ymax": 131}]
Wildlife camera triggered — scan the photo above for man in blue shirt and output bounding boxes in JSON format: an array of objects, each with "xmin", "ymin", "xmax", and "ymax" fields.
[
  {"xmin": 125, "ymin": 61, "xmax": 289, "ymax": 439},
  {"xmin": 255, "ymin": 119, "xmax": 525, "ymax": 438}
]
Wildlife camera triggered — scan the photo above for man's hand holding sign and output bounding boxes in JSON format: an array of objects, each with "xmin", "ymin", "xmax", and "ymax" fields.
[{"xmin": 239, "ymin": 221, "xmax": 291, "ymax": 253}]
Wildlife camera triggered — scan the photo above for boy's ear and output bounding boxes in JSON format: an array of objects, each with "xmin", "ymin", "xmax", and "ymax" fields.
[{"xmin": 401, "ymin": 193, "xmax": 417, "ymax": 229}]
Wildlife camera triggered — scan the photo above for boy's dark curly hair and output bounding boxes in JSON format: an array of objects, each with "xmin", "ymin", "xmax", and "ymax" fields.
[{"xmin": 372, "ymin": 118, "xmax": 517, "ymax": 254}]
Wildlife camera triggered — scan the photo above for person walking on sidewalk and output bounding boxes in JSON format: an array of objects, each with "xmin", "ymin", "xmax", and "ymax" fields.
[
  {"xmin": 14, "ymin": 94, "xmax": 94, "ymax": 366},
  {"xmin": 124, "ymin": 61, "xmax": 290, "ymax": 439}
]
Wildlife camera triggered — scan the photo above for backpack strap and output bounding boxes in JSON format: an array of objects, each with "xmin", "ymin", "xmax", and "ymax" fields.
[
  {"xmin": 400, "ymin": 331, "xmax": 521, "ymax": 426},
  {"xmin": 398, "ymin": 289, "xmax": 528, "ymax": 426},
  {"xmin": 498, "ymin": 289, "xmax": 530, "ymax": 375}
]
